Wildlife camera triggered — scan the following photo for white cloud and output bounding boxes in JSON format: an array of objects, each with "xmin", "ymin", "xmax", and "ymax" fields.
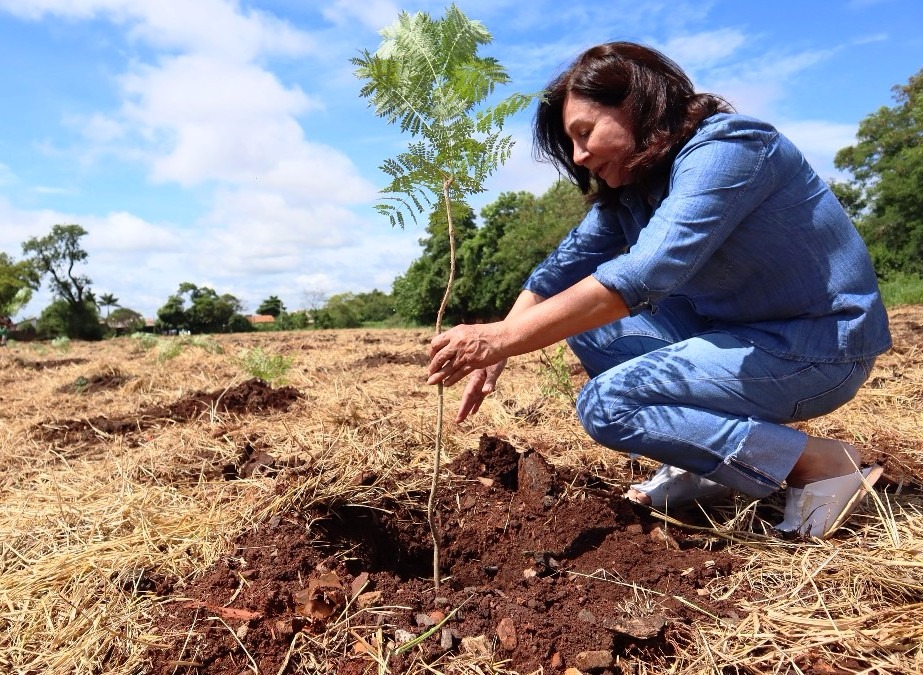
[
  {"xmin": 8, "ymin": 1, "xmax": 373, "ymax": 205},
  {"xmin": 0, "ymin": 196, "xmax": 66, "ymax": 252},
  {"xmin": 33, "ymin": 186, "xmax": 76, "ymax": 195},
  {"xmin": 0, "ymin": 0, "xmax": 315, "ymax": 60},
  {"xmin": 74, "ymin": 112, "xmax": 127, "ymax": 144},
  {"xmin": 84, "ymin": 211, "xmax": 182, "ymax": 253},
  {"xmin": 113, "ymin": 56, "xmax": 373, "ymax": 202},
  {"xmin": 321, "ymin": 0, "xmax": 399, "ymax": 31},
  {"xmin": 700, "ymin": 48, "xmax": 837, "ymax": 117},
  {"xmin": 658, "ymin": 29, "xmax": 748, "ymax": 70}
]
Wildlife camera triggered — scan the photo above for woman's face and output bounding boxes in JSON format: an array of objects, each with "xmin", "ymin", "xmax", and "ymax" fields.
[{"xmin": 562, "ymin": 93, "xmax": 636, "ymax": 188}]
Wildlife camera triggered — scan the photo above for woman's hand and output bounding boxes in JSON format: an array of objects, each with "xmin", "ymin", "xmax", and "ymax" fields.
[
  {"xmin": 427, "ymin": 322, "xmax": 509, "ymax": 388},
  {"xmin": 455, "ymin": 360, "xmax": 507, "ymax": 423}
]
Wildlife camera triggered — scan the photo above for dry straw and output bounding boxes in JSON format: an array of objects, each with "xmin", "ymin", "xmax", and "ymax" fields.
[{"xmin": 0, "ymin": 311, "xmax": 921, "ymax": 674}]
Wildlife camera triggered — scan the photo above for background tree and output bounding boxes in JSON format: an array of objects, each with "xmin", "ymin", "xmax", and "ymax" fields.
[
  {"xmin": 274, "ymin": 310, "xmax": 311, "ymax": 331},
  {"xmin": 833, "ymin": 68, "xmax": 923, "ymax": 279},
  {"xmin": 392, "ymin": 202, "xmax": 477, "ymax": 324},
  {"xmin": 106, "ymin": 307, "xmax": 145, "ymax": 334},
  {"xmin": 397, "ymin": 180, "xmax": 589, "ymax": 324},
  {"xmin": 0, "ymin": 252, "xmax": 40, "ymax": 318},
  {"xmin": 356, "ymin": 289, "xmax": 397, "ymax": 324},
  {"xmin": 23, "ymin": 224, "xmax": 93, "ymax": 306},
  {"xmin": 156, "ymin": 283, "xmax": 250, "ymax": 334},
  {"xmin": 354, "ymin": 4, "xmax": 535, "ymax": 589},
  {"xmin": 98, "ymin": 293, "xmax": 119, "ymax": 319},
  {"xmin": 314, "ymin": 289, "xmax": 397, "ymax": 329},
  {"xmin": 454, "ymin": 191, "xmax": 535, "ymax": 320},
  {"xmin": 302, "ymin": 288, "xmax": 328, "ymax": 326},
  {"xmin": 313, "ymin": 293, "xmax": 363, "ymax": 329},
  {"xmin": 23, "ymin": 224, "xmax": 102, "ymax": 339},
  {"xmin": 157, "ymin": 293, "xmax": 187, "ymax": 332},
  {"xmin": 490, "ymin": 178, "xmax": 589, "ymax": 301},
  {"xmin": 256, "ymin": 295, "xmax": 286, "ymax": 317}
]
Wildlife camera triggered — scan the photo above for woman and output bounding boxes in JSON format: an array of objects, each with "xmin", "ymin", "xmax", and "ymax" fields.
[
  {"xmin": 0, "ymin": 316, "xmax": 11, "ymax": 347},
  {"xmin": 426, "ymin": 42, "xmax": 891, "ymax": 538}
]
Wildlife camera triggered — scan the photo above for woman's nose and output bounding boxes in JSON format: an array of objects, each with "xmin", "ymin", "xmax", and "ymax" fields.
[{"xmin": 573, "ymin": 144, "xmax": 590, "ymax": 166}]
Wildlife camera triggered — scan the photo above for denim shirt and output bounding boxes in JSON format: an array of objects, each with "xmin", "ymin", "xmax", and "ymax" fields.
[{"xmin": 524, "ymin": 113, "xmax": 891, "ymax": 362}]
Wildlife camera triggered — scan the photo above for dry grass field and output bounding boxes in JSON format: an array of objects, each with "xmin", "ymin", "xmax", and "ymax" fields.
[{"xmin": 1, "ymin": 305, "xmax": 921, "ymax": 674}]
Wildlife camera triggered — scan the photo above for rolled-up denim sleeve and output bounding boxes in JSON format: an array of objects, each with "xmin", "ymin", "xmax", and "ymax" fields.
[
  {"xmin": 524, "ymin": 207, "xmax": 627, "ymax": 298},
  {"xmin": 593, "ymin": 129, "xmax": 779, "ymax": 313}
]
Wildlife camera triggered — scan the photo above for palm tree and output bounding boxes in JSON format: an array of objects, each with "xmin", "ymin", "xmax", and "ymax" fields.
[{"xmin": 98, "ymin": 293, "xmax": 119, "ymax": 319}]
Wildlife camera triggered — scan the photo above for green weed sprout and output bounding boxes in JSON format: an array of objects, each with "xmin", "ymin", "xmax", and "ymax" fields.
[
  {"xmin": 51, "ymin": 336, "xmax": 71, "ymax": 353},
  {"xmin": 156, "ymin": 339, "xmax": 184, "ymax": 362},
  {"xmin": 540, "ymin": 343, "xmax": 576, "ymax": 404},
  {"xmin": 237, "ymin": 347, "xmax": 293, "ymax": 386},
  {"xmin": 131, "ymin": 332, "xmax": 158, "ymax": 351}
]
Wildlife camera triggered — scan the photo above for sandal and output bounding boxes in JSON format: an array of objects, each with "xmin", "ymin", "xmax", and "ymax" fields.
[
  {"xmin": 775, "ymin": 465, "xmax": 884, "ymax": 538},
  {"xmin": 627, "ymin": 464, "xmax": 732, "ymax": 509}
]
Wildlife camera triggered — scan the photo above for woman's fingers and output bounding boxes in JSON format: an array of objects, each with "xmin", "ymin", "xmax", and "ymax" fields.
[
  {"xmin": 427, "ymin": 323, "xmax": 504, "ymax": 387},
  {"xmin": 456, "ymin": 370, "xmax": 488, "ymax": 422},
  {"xmin": 427, "ymin": 359, "xmax": 470, "ymax": 386}
]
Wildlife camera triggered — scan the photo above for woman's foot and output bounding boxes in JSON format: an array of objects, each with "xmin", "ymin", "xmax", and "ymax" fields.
[
  {"xmin": 777, "ymin": 437, "xmax": 882, "ymax": 538},
  {"xmin": 786, "ymin": 438, "xmax": 861, "ymax": 488},
  {"xmin": 626, "ymin": 464, "xmax": 732, "ymax": 508}
]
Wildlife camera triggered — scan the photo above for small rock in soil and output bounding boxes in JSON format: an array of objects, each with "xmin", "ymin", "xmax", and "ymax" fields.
[
  {"xmin": 574, "ymin": 650, "xmax": 615, "ymax": 671},
  {"xmin": 496, "ymin": 616, "xmax": 517, "ymax": 650}
]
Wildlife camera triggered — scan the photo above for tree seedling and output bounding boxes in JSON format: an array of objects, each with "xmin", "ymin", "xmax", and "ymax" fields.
[{"xmin": 353, "ymin": 4, "xmax": 537, "ymax": 589}]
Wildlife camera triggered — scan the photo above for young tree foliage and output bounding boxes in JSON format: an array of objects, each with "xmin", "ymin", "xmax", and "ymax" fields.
[{"xmin": 352, "ymin": 5, "xmax": 535, "ymax": 230}]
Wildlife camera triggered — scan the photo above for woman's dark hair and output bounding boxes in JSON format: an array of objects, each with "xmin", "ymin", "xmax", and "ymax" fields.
[{"xmin": 534, "ymin": 42, "xmax": 733, "ymax": 206}]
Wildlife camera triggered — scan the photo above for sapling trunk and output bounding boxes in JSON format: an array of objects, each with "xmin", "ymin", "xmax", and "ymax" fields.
[{"xmin": 428, "ymin": 177, "xmax": 457, "ymax": 590}]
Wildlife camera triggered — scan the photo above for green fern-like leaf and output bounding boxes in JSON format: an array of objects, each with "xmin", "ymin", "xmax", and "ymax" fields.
[{"xmin": 354, "ymin": 3, "xmax": 540, "ymax": 228}]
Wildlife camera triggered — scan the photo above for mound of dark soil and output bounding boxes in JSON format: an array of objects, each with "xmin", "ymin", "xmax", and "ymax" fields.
[
  {"xmin": 146, "ymin": 435, "xmax": 744, "ymax": 674},
  {"xmin": 56, "ymin": 369, "xmax": 131, "ymax": 395},
  {"xmin": 12, "ymin": 356, "xmax": 88, "ymax": 370},
  {"xmin": 358, "ymin": 351, "xmax": 430, "ymax": 368},
  {"xmin": 34, "ymin": 378, "xmax": 301, "ymax": 448}
]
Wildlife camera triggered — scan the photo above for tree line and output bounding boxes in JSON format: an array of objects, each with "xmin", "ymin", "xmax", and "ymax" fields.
[{"xmin": 1, "ymin": 67, "xmax": 920, "ymax": 339}]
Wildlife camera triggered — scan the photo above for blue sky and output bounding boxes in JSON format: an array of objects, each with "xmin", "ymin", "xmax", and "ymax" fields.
[{"xmin": 1, "ymin": 0, "xmax": 920, "ymax": 319}]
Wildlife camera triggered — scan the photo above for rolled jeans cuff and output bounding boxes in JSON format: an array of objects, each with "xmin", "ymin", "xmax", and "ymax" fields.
[{"xmin": 705, "ymin": 420, "xmax": 807, "ymax": 498}]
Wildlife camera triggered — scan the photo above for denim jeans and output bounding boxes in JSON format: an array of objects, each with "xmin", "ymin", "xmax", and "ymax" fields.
[{"xmin": 568, "ymin": 297, "xmax": 875, "ymax": 498}]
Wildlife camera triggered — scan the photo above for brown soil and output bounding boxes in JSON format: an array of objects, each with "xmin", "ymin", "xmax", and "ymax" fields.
[
  {"xmin": 34, "ymin": 378, "xmax": 301, "ymax": 448},
  {"xmin": 147, "ymin": 434, "xmax": 741, "ymax": 675},
  {"xmin": 13, "ymin": 356, "xmax": 89, "ymax": 369}
]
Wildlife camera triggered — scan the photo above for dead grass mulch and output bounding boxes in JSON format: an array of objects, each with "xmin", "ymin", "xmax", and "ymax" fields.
[{"xmin": 0, "ymin": 309, "xmax": 921, "ymax": 674}]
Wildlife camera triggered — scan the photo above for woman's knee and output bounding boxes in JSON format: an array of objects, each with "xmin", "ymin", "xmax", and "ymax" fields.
[
  {"xmin": 567, "ymin": 330, "xmax": 669, "ymax": 379},
  {"xmin": 576, "ymin": 378, "xmax": 632, "ymax": 446}
]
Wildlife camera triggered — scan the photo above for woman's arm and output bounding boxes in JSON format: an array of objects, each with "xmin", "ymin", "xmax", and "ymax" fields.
[{"xmin": 428, "ymin": 276, "xmax": 629, "ymax": 390}]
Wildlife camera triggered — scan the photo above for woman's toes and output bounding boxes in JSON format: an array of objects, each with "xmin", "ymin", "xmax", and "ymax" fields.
[{"xmin": 625, "ymin": 488, "xmax": 652, "ymax": 505}]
